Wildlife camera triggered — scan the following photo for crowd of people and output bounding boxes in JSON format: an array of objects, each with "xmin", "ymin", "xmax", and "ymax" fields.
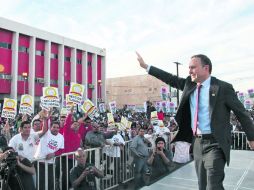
[
  {"xmin": 0, "ymin": 99, "xmax": 253, "ymax": 189},
  {"xmin": 0, "ymin": 101, "xmax": 184, "ymax": 190}
]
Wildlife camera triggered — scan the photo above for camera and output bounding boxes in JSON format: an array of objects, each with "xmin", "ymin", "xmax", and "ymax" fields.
[
  {"xmin": 85, "ymin": 166, "xmax": 93, "ymax": 174},
  {"xmin": 4, "ymin": 151, "xmax": 18, "ymax": 165},
  {"xmin": 0, "ymin": 151, "xmax": 18, "ymax": 178}
]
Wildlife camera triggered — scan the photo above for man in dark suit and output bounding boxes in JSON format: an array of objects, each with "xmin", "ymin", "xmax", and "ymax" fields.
[{"xmin": 136, "ymin": 52, "xmax": 254, "ymax": 190}]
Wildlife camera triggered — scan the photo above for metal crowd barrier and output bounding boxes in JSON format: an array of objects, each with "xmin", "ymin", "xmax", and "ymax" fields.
[
  {"xmin": 32, "ymin": 141, "xmax": 134, "ymax": 190},
  {"xmin": 231, "ymin": 131, "xmax": 251, "ymax": 150},
  {"xmin": 0, "ymin": 131, "xmax": 251, "ymax": 190}
]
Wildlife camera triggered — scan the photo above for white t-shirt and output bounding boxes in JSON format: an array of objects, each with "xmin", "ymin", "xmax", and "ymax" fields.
[
  {"xmin": 30, "ymin": 129, "xmax": 41, "ymax": 153},
  {"xmin": 104, "ymin": 133, "xmax": 125, "ymax": 157},
  {"xmin": 173, "ymin": 141, "xmax": 191, "ymax": 163},
  {"xmin": 155, "ymin": 126, "xmax": 170, "ymax": 144},
  {"xmin": 8, "ymin": 133, "xmax": 40, "ymax": 161},
  {"xmin": 144, "ymin": 134, "xmax": 156, "ymax": 149},
  {"xmin": 34, "ymin": 130, "xmax": 64, "ymax": 163}
]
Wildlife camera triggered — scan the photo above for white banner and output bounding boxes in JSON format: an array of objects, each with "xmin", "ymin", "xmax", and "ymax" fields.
[
  {"xmin": 109, "ymin": 101, "xmax": 117, "ymax": 114},
  {"xmin": 69, "ymin": 82, "xmax": 85, "ymax": 105},
  {"xmin": 1, "ymin": 98, "xmax": 17, "ymax": 119},
  {"xmin": 19, "ymin": 94, "xmax": 34, "ymax": 116}
]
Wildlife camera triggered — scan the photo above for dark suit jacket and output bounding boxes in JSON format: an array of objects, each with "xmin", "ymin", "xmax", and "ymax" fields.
[{"xmin": 149, "ymin": 66, "xmax": 254, "ymax": 164}]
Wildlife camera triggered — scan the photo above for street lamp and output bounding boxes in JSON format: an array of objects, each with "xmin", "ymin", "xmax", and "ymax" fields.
[
  {"xmin": 98, "ymin": 80, "xmax": 102, "ymax": 102},
  {"xmin": 173, "ymin": 62, "xmax": 182, "ymax": 106},
  {"xmin": 22, "ymin": 72, "xmax": 28, "ymax": 94}
]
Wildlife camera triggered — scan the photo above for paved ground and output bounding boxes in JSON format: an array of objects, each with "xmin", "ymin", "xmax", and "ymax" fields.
[
  {"xmin": 140, "ymin": 150, "xmax": 254, "ymax": 190},
  {"xmin": 115, "ymin": 161, "xmax": 191, "ymax": 190}
]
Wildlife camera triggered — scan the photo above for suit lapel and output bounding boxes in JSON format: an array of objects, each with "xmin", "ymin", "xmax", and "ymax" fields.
[{"xmin": 209, "ymin": 77, "xmax": 219, "ymax": 119}]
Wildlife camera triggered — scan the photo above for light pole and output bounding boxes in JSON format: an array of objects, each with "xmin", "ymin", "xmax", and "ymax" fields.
[
  {"xmin": 98, "ymin": 80, "xmax": 102, "ymax": 103},
  {"xmin": 173, "ymin": 62, "xmax": 182, "ymax": 106},
  {"xmin": 22, "ymin": 72, "xmax": 28, "ymax": 94}
]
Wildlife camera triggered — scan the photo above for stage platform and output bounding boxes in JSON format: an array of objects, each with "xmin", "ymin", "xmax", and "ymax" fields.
[{"xmin": 141, "ymin": 150, "xmax": 254, "ymax": 190}]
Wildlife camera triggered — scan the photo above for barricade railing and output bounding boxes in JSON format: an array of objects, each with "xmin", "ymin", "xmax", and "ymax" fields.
[
  {"xmin": 231, "ymin": 131, "xmax": 250, "ymax": 150},
  {"xmin": 0, "ymin": 131, "xmax": 250, "ymax": 190},
  {"xmin": 32, "ymin": 141, "xmax": 134, "ymax": 190}
]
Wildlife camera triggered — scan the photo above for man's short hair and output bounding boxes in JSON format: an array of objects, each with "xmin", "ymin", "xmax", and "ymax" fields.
[
  {"xmin": 32, "ymin": 119, "xmax": 41, "ymax": 126},
  {"xmin": 191, "ymin": 54, "xmax": 212, "ymax": 74},
  {"xmin": 3, "ymin": 146, "xmax": 14, "ymax": 153},
  {"xmin": 50, "ymin": 121, "xmax": 60, "ymax": 127},
  {"xmin": 20, "ymin": 121, "xmax": 31, "ymax": 128},
  {"xmin": 138, "ymin": 127, "xmax": 145, "ymax": 131}
]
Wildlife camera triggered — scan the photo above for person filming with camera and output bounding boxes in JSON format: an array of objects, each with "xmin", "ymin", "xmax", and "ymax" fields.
[
  {"xmin": 70, "ymin": 148, "xmax": 103, "ymax": 190},
  {"xmin": 1, "ymin": 146, "xmax": 35, "ymax": 190},
  {"xmin": 147, "ymin": 137, "xmax": 173, "ymax": 179}
]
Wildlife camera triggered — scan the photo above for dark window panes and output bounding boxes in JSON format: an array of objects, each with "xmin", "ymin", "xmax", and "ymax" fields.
[
  {"xmin": 0, "ymin": 42, "xmax": 11, "ymax": 49},
  {"xmin": 50, "ymin": 53, "xmax": 58, "ymax": 59},
  {"xmin": 64, "ymin": 57, "xmax": 70, "ymax": 62},
  {"xmin": 36, "ymin": 50, "xmax": 44, "ymax": 56},
  {"xmin": 19, "ymin": 46, "xmax": 29, "ymax": 53}
]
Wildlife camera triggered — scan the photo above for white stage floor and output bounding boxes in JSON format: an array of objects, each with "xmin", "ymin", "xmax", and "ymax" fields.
[{"xmin": 141, "ymin": 150, "xmax": 254, "ymax": 190}]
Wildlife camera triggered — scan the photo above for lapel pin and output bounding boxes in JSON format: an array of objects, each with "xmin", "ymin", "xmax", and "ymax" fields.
[{"xmin": 212, "ymin": 94, "xmax": 215, "ymax": 96}]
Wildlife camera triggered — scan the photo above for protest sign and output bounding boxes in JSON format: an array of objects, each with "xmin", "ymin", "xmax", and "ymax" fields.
[
  {"xmin": 144, "ymin": 102, "xmax": 147, "ymax": 112},
  {"xmin": 81, "ymin": 99, "xmax": 94, "ymax": 113},
  {"xmin": 167, "ymin": 101, "xmax": 175, "ymax": 113},
  {"xmin": 19, "ymin": 95, "xmax": 34, "ymax": 116},
  {"xmin": 64, "ymin": 94, "xmax": 76, "ymax": 111},
  {"xmin": 127, "ymin": 121, "xmax": 132, "ymax": 129},
  {"xmin": 109, "ymin": 101, "xmax": 117, "ymax": 114},
  {"xmin": 98, "ymin": 103, "xmax": 106, "ymax": 113},
  {"xmin": 81, "ymin": 99, "xmax": 99, "ymax": 120},
  {"xmin": 237, "ymin": 92, "xmax": 245, "ymax": 104},
  {"xmin": 126, "ymin": 104, "xmax": 136, "ymax": 111},
  {"xmin": 161, "ymin": 101, "xmax": 167, "ymax": 113},
  {"xmin": 248, "ymin": 89, "xmax": 254, "ymax": 98},
  {"xmin": 1, "ymin": 98, "xmax": 17, "ymax": 119},
  {"xmin": 69, "ymin": 82, "xmax": 85, "ymax": 105},
  {"xmin": 244, "ymin": 99, "xmax": 253, "ymax": 110},
  {"xmin": 121, "ymin": 116, "xmax": 128, "ymax": 129},
  {"xmin": 155, "ymin": 102, "xmax": 161, "ymax": 112},
  {"xmin": 116, "ymin": 122, "xmax": 125, "ymax": 131},
  {"xmin": 161, "ymin": 86, "xmax": 168, "ymax": 100},
  {"xmin": 41, "ymin": 87, "xmax": 60, "ymax": 109},
  {"xmin": 151, "ymin": 111, "xmax": 158, "ymax": 121},
  {"xmin": 107, "ymin": 112, "xmax": 115, "ymax": 125}
]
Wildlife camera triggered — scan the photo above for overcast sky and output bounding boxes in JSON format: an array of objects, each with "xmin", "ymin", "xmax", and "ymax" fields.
[{"xmin": 1, "ymin": 0, "xmax": 254, "ymax": 92}]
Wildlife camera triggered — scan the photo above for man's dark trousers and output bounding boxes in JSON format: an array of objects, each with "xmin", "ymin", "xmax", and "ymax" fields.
[{"xmin": 193, "ymin": 136, "xmax": 226, "ymax": 190}]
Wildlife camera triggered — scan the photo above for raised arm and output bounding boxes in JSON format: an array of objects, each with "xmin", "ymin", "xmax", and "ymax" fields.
[
  {"xmin": 136, "ymin": 51, "xmax": 148, "ymax": 70},
  {"xmin": 37, "ymin": 109, "xmax": 50, "ymax": 138}
]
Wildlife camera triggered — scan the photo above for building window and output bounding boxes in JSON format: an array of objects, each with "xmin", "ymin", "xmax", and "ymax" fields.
[
  {"xmin": 0, "ymin": 74, "xmax": 12, "ymax": 80},
  {"xmin": 64, "ymin": 81, "xmax": 70, "ymax": 86},
  {"xmin": 19, "ymin": 46, "xmax": 29, "ymax": 53},
  {"xmin": 36, "ymin": 50, "xmax": 44, "ymax": 56},
  {"xmin": 64, "ymin": 57, "xmax": 70, "ymax": 62},
  {"xmin": 0, "ymin": 42, "xmax": 11, "ymax": 49},
  {"xmin": 35, "ymin": 77, "xmax": 44, "ymax": 84},
  {"xmin": 50, "ymin": 79, "xmax": 58, "ymax": 85},
  {"xmin": 50, "ymin": 53, "xmax": 58, "ymax": 59},
  {"xmin": 77, "ymin": 59, "xmax": 82, "ymax": 64},
  {"xmin": 88, "ymin": 61, "xmax": 92, "ymax": 66}
]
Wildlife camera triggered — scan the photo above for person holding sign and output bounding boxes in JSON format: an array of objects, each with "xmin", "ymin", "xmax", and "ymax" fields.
[
  {"xmin": 8, "ymin": 109, "xmax": 49, "ymax": 161},
  {"xmin": 56, "ymin": 106, "xmax": 90, "ymax": 190}
]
